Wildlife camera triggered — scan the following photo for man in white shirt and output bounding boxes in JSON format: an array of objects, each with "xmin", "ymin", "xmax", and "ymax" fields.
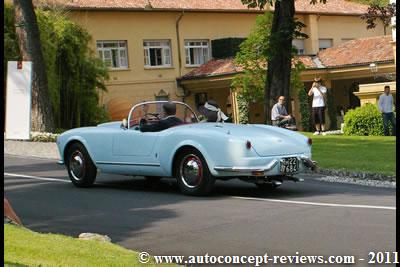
[
  {"xmin": 308, "ymin": 77, "xmax": 328, "ymax": 135},
  {"xmin": 378, "ymin": 85, "xmax": 396, "ymax": 136}
]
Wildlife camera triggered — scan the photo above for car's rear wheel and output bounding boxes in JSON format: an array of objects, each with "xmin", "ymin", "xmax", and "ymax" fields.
[
  {"xmin": 174, "ymin": 148, "xmax": 215, "ymax": 196},
  {"xmin": 66, "ymin": 143, "xmax": 97, "ymax": 187}
]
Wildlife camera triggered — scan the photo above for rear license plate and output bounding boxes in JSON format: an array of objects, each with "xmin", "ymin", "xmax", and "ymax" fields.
[{"xmin": 280, "ymin": 157, "xmax": 299, "ymax": 174}]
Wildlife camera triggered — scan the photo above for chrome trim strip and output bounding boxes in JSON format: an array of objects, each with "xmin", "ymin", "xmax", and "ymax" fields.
[
  {"xmin": 214, "ymin": 159, "xmax": 279, "ymax": 173},
  {"xmin": 96, "ymin": 161, "xmax": 160, "ymax": 167}
]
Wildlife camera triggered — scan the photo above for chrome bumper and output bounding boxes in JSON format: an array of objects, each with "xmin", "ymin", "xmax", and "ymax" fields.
[
  {"xmin": 214, "ymin": 159, "xmax": 279, "ymax": 173},
  {"xmin": 214, "ymin": 156, "xmax": 317, "ymax": 173}
]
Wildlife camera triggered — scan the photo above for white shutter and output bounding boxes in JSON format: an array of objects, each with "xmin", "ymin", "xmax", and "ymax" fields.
[
  {"xmin": 144, "ymin": 49, "xmax": 149, "ymax": 66},
  {"xmin": 164, "ymin": 47, "xmax": 171, "ymax": 65},
  {"xmin": 119, "ymin": 49, "xmax": 127, "ymax": 68}
]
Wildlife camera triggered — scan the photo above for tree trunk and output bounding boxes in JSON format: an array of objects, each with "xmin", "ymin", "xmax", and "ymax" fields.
[
  {"xmin": 264, "ymin": 0, "xmax": 295, "ymax": 124},
  {"xmin": 14, "ymin": 0, "xmax": 54, "ymax": 132}
]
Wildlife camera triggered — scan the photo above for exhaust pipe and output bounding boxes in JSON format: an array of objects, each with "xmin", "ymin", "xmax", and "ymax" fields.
[
  {"xmin": 272, "ymin": 180, "xmax": 282, "ymax": 187},
  {"xmin": 287, "ymin": 176, "xmax": 304, "ymax": 182}
]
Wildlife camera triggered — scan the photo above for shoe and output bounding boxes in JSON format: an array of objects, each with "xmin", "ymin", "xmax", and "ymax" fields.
[
  {"xmin": 321, "ymin": 132, "xmax": 327, "ymax": 136},
  {"xmin": 313, "ymin": 131, "xmax": 320, "ymax": 135}
]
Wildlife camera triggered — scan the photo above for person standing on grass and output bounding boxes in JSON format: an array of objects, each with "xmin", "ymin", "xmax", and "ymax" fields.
[
  {"xmin": 308, "ymin": 77, "xmax": 327, "ymax": 136},
  {"xmin": 378, "ymin": 85, "xmax": 396, "ymax": 136}
]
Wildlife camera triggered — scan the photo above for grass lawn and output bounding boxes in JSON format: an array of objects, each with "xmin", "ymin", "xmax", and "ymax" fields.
[
  {"xmin": 301, "ymin": 133, "xmax": 396, "ymax": 176},
  {"xmin": 4, "ymin": 224, "xmax": 177, "ymax": 267}
]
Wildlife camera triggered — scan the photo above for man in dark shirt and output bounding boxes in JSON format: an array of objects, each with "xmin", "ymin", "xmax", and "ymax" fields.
[{"xmin": 140, "ymin": 102, "xmax": 183, "ymax": 132}]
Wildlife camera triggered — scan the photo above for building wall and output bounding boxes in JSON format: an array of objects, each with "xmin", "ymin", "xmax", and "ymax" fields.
[
  {"xmin": 319, "ymin": 15, "xmax": 385, "ymax": 45},
  {"xmin": 306, "ymin": 15, "xmax": 386, "ymax": 54},
  {"xmin": 356, "ymin": 81, "xmax": 396, "ymax": 105},
  {"xmin": 68, "ymin": 10, "xmax": 386, "ymax": 116},
  {"xmin": 69, "ymin": 11, "xmax": 258, "ymax": 107}
]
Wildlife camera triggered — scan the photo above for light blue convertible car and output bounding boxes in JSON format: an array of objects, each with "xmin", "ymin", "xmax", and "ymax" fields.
[{"xmin": 57, "ymin": 101, "xmax": 316, "ymax": 196}]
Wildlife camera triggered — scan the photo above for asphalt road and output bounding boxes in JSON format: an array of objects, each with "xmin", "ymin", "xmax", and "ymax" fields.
[{"xmin": 4, "ymin": 155, "xmax": 396, "ymax": 266}]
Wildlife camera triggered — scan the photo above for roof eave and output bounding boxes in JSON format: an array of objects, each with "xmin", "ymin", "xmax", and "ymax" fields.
[
  {"xmin": 179, "ymin": 71, "xmax": 242, "ymax": 82},
  {"xmin": 65, "ymin": 6, "xmax": 365, "ymax": 16},
  {"xmin": 179, "ymin": 60, "xmax": 394, "ymax": 81},
  {"xmin": 323, "ymin": 59, "xmax": 395, "ymax": 69}
]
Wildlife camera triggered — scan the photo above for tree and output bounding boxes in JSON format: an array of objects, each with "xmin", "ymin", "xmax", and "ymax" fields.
[
  {"xmin": 361, "ymin": 2, "xmax": 396, "ymax": 35},
  {"xmin": 232, "ymin": 12, "xmax": 307, "ymax": 125},
  {"xmin": 13, "ymin": 0, "xmax": 55, "ymax": 132},
  {"xmin": 6, "ymin": 3, "xmax": 110, "ymax": 130},
  {"xmin": 231, "ymin": 12, "xmax": 273, "ymax": 123},
  {"xmin": 241, "ymin": 0, "xmax": 325, "ymax": 124},
  {"xmin": 351, "ymin": 0, "xmax": 389, "ymax": 6}
]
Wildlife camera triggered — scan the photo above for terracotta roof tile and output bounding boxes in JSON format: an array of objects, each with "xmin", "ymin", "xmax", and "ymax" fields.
[
  {"xmin": 181, "ymin": 36, "xmax": 394, "ymax": 79},
  {"xmin": 181, "ymin": 55, "xmax": 318, "ymax": 79},
  {"xmin": 62, "ymin": 0, "xmax": 368, "ymax": 15},
  {"xmin": 182, "ymin": 58, "xmax": 241, "ymax": 79},
  {"xmin": 318, "ymin": 35, "xmax": 394, "ymax": 67},
  {"xmin": 295, "ymin": 55, "xmax": 318, "ymax": 68}
]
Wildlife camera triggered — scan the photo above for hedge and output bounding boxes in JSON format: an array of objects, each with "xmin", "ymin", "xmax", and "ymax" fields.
[{"xmin": 343, "ymin": 103, "xmax": 386, "ymax": 136}]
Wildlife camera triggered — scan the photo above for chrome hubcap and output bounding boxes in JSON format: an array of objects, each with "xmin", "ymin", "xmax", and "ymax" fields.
[
  {"xmin": 69, "ymin": 151, "xmax": 85, "ymax": 180},
  {"xmin": 180, "ymin": 154, "xmax": 203, "ymax": 188}
]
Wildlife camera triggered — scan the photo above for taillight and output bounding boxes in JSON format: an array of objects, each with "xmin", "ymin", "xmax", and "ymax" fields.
[
  {"xmin": 307, "ymin": 138, "xmax": 313, "ymax": 146},
  {"xmin": 246, "ymin": 140, "xmax": 252, "ymax": 149}
]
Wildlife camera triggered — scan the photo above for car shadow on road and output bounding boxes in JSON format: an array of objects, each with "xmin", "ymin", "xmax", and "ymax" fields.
[
  {"xmin": 99, "ymin": 176, "xmax": 395, "ymax": 198},
  {"xmin": 5, "ymin": 173, "xmax": 395, "ymax": 245},
  {"xmin": 5, "ymin": 176, "xmax": 213, "ymax": 244}
]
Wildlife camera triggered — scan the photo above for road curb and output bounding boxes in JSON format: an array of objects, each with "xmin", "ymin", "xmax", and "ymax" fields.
[{"xmin": 316, "ymin": 168, "xmax": 396, "ymax": 182}]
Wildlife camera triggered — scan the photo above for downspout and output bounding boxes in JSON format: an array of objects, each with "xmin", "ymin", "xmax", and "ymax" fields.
[{"xmin": 175, "ymin": 11, "xmax": 186, "ymax": 102}]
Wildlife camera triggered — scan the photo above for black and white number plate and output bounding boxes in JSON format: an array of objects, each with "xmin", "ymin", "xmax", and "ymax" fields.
[{"xmin": 280, "ymin": 157, "xmax": 299, "ymax": 174}]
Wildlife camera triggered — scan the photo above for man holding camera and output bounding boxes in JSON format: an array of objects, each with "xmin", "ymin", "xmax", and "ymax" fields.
[{"xmin": 308, "ymin": 77, "xmax": 328, "ymax": 135}]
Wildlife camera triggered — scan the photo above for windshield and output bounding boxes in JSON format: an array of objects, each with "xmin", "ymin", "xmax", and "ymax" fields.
[{"xmin": 128, "ymin": 101, "xmax": 198, "ymax": 128}]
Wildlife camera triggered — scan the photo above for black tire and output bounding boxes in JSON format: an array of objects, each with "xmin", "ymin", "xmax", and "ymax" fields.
[
  {"xmin": 66, "ymin": 142, "xmax": 97, "ymax": 187},
  {"xmin": 174, "ymin": 148, "xmax": 215, "ymax": 196}
]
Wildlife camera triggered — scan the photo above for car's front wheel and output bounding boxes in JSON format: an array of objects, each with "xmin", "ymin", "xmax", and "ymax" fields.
[
  {"xmin": 174, "ymin": 148, "xmax": 215, "ymax": 196},
  {"xmin": 66, "ymin": 142, "xmax": 97, "ymax": 187}
]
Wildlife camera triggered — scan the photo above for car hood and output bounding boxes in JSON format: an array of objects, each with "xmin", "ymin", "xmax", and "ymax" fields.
[{"xmin": 187, "ymin": 123, "xmax": 309, "ymax": 156}]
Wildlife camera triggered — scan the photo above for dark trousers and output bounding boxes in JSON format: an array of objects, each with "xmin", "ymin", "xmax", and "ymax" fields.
[
  {"xmin": 312, "ymin": 107, "xmax": 325, "ymax": 124},
  {"xmin": 273, "ymin": 117, "xmax": 296, "ymax": 127},
  {"xmin": 382, "ymin": 112, "xmax": 396, "ymax": 136}
]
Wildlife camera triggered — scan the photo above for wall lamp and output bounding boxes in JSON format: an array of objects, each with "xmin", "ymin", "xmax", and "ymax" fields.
[{"xmin": 369, "ymin": 63, "xmax": 396, "ymax": 81}]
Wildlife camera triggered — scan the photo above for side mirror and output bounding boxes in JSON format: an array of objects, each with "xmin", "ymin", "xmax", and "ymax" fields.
[{"xmin": 121, "ymin": 118, "xmax": 128, "ymax": 129}]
